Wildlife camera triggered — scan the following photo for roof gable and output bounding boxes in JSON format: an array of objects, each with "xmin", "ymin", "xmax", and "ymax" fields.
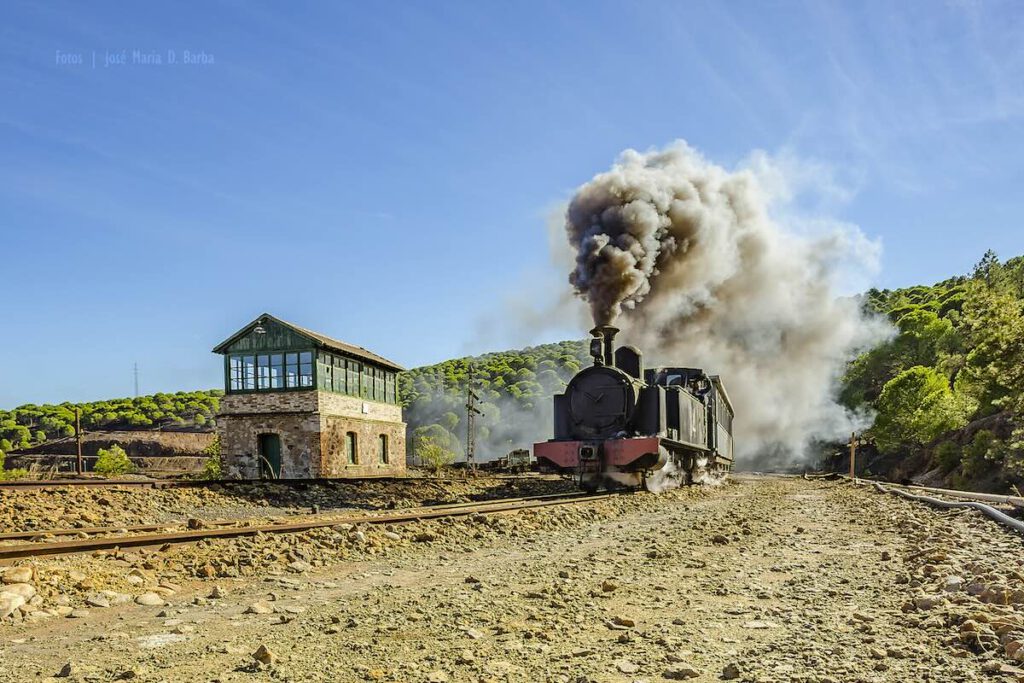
[{"xmin": 212, "ymin": 313, "xmax": 405, "ymax": 371}]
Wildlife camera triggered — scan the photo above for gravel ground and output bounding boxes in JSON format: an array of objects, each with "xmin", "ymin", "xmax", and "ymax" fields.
[
  {"xmin": 2, "ymin": 476, "xmax": 1023, "ymax": 682},
  {"xmin": 0, "ymin": 476, "xmax": 576, "ymax": 533}
]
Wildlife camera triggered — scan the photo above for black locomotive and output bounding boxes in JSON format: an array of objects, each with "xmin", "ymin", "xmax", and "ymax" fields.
[{"xmin": 534, "ymin": 326, "xmax": 734, "ymax": 491}]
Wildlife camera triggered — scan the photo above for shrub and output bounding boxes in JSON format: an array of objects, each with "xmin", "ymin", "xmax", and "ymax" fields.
[
  {"xmin": 94, "ymin": 444, "xmax": 136, "ymax": 475},
  {"xmin": 960, "ymin": 430, "xmax": 1007, "ymax": 479},
  {"xmin": 933, "ymin": 441, "xmax": 961, "ymax": 474},
  {"xmin": 199, "ymin": 435, "xmax": 222, "ymax": 480},
  {"xmin": 0, "ymin": 449, "xmax": 29, "ymax": 481},
  {"xmin": 416, "ymin": 437, "xmax": 455, "ymax": 474}
]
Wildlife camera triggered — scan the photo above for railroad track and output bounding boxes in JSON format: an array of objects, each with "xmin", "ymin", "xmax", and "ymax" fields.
[
  {"xmin": 0, "ymin": 491, "xmax": 621, "ymax": 562},
  {"xmin": 0, "ymin": 474, "xmax": 536, "ymax": 491}
]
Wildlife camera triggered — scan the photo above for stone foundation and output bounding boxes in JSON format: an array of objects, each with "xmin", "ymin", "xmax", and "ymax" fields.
[
  {"xmin": 216, "ymin": 390, "xmax": 405, "ymax": 479},
  {"xmin": 319, "ymin": 414, "xmax": 406, "ymax": 476}
]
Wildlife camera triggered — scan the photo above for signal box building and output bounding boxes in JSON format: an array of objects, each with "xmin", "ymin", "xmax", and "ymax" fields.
[{"xmin": 212, "ymin": 314, "xmax": 406, "ymax": 478}]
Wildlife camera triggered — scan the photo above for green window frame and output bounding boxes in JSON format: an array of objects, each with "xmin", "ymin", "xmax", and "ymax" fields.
[
  {"xmin": 227, "ymin": 352, "xmax": 309, "ymax": 393},
  {"xmin": 347, "ymin": 361, "xmax": 360, "ymax": 396},
  {"xmin": 360, "ymin": 364, "xmax": 371, "ymax": 399},
  {"xmin": 345, "ymin": 431, "xmax": 357, "ymax": 464}
]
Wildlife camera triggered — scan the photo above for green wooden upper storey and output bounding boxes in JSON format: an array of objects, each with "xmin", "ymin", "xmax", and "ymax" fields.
[{"xmin": 212, "ymin": 314, "xmax": 404, "ymax": 404}]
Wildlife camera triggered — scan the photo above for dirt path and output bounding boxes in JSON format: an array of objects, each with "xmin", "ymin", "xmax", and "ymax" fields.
[{"xmin": 3, "ymin": 477, "xmax": 1023, "ymax": 682}]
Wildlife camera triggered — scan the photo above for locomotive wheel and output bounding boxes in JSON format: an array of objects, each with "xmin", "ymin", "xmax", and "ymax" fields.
[{"xmin": 580, "ymin": 478, "xmax": 601, "ymax": 493}]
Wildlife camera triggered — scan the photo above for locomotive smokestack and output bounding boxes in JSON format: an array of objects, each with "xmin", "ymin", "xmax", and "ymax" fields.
[{"xmin": 590, "ymin": 325, "xmax": 619, "ymax": 367}]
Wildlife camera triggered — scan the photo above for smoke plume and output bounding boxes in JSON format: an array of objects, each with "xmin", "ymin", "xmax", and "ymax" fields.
[{"xmin": 565, "ymin": 141, "xmax": 888, "ymax": 467}]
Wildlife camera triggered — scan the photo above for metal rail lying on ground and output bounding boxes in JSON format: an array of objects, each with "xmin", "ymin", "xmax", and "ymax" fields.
[
  {"xmin": 0, "ymin": 474, "xmax": 531, "ymax": 491},
  {"xmin": 865, "ymin": 480, "xmax": 1024, "ymax": 537},
  {"xmin": 852, "ymin": 477, "xmax": 1024, "ymax": 509},
  {"xmin": 0, "ymin": 490, "xmax": 587, "ymax": 543},
  {"xmin": 0, "ymin": 491, "xmax": 618, "ymax": 562}
]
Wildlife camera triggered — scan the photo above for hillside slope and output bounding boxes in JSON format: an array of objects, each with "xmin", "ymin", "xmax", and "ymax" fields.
[
  {"xmin": 398, "ymin": 340, "xmax": 589, "ymax": 461},
  {"xmin": 840, "ymin": 250, "xmax": 1024, "ymax": 491}
]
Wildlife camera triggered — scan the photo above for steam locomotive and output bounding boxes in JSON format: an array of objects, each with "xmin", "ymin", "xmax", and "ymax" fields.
[{"xmin": 534, "ymin": 326, "xmax": 734, "ymax": 492}]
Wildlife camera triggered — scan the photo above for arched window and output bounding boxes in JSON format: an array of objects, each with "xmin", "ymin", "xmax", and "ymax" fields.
[
  {"xmin": 345, "ymin": 431, "xmax": 357, "ymax": 465},
  {"xmin": 378, "ymin": 434, "xmax": 388, "ymax": 464}
]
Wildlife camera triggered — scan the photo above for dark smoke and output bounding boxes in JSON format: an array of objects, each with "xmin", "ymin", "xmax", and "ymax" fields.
[{"xmin": 564, "ymin": 141, "xmax": 889, "ymax": 466}]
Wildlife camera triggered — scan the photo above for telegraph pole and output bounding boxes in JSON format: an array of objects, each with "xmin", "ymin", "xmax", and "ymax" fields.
[
  {"xmin": 75, "ymin": 407, "xmax": 83, "ymax": 475},
  {"xmin": 465, "ymin": 368, "xmax": 483, "ymax": 472}
]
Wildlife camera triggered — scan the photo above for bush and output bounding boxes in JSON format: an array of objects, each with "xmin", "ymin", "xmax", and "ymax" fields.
[
  {"xmin": 0, "ymin": 449, "xmax": 29, "ymax": 481},
  {"xmin": 199, "ymin": 436, "xmax": 222, "ymax": 479},
  {"xmin": 960, "ymin": 430, "xmax": 1007, "ymax": 479},
  {"xmin": 933, "ymin": 441, "xmax": 961, "ymax": 474},
  {"xmin": 416, "ymin": 437, "xmax": 455, "ymax": 474},
  {"xmin": 94, "ymin": 444, "xmax": 136, "ymax": 475}
]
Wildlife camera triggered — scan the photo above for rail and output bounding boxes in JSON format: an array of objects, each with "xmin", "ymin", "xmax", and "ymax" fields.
[
  {"xmin": 0, "ymin": 474, "xmax": 538, "ymax": 491},
  {"xmin": 0, "ymin": 491, "xmax": 619, "ymax": 562}
]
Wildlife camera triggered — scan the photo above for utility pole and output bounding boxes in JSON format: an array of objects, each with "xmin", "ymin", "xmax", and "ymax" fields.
[
  {"xmin": 133, "ymin": 362, "xmax": 139, "ymax": 398},
  {"xmin": 849, "ymin": 431, "xmax": 856, "ymax": 480},
  {"xmin": 465, "ymin": 368, "xmax": 483, "ymax": 472},
  {"xmin": 75, "ymin": 407, "xmax": 83, "ymax": 476}
]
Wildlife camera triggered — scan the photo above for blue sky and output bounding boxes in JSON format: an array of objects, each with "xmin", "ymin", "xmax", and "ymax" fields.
[{"xmin": 2, "ymin": 0, "xmax": 1022, "ymax": 408}]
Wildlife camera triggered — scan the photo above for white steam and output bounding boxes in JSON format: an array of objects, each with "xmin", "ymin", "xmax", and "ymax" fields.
[{"xmin": 565, "ymin": 141, "xmax": 889, "ymax": 468}]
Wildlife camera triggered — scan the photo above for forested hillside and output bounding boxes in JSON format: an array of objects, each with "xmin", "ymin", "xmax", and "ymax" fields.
[
  {"xmin": 0, "ymin": 391, "xmax": 221, "ymax": 453},
  {"xmin": 841, "ymin": 250, "xmax": 1024, "ymax": 489},
  {"xmin": 5, "ymin": 251, "xmax": 1022, "ymax": 489},
  {"xmin": 399, "ymin": 340, "xmax": 590, "ymax": 461}
]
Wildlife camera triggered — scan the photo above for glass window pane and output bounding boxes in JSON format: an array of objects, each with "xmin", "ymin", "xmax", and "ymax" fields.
[
  {"xmin": 243, "ymin": 356, "xmax": 256, "ymax": 390},
  {"xmin": 299, "ymin": 351, "xmax": 312, "ymax": 363},
  {"xmin": 285, "ymin": 352, "xmax": 298, "ymax": 386},
  {"xmin": 270, "ymin": 355, "xmax": 283, "ymax": 389},
  {"xmin": 257, "ymin": 355, "xmax": 270, "ymax": 390}
]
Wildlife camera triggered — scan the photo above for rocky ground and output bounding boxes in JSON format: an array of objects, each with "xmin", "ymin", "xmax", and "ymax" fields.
[
  {"xmin": 0, "ymin": 476, "xmax": 576, "ymax": 533},
  {"xmin": 1, "ymin": 476, "xmax": 1023, "ymax": 682}
]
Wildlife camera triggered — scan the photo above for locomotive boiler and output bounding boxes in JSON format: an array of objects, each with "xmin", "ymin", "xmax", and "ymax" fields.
[{"xmin": 534, "ymin": 326, "xmax": 734, "ymax": 492}]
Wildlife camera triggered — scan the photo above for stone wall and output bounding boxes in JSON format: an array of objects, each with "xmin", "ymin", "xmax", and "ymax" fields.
[
  {"xmin": 218, "ymin": 391, "xmax": 318, "ymax": 415},
  {"xmin": 10, "ymin": 430, "xmax": 215, "ymax": 457},
  {"xmin": 216, "ymin": 390, "xmax": 405, "ymax": 478},
  {"xmin": 219, "ymin": 413, "xmax": 321, "ymax": 478},
  {"xmin": 316, "ymin": 391, "xmax": 403, "ymax": 422},
  {"xmin": 319, "ymin": 414, "xmax": 406, "ymax": 476}
]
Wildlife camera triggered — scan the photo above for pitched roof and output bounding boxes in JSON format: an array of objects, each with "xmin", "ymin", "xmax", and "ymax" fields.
[{"xmin": 212, "ymin": 313, "xmax": 405, "ymax": 371}]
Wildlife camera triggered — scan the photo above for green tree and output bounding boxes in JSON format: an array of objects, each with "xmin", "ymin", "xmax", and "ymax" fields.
[
  {"xmin": 94, "ymin": 444, "xmax": 136, "ymax": 475},
  {"xmin": 416, "ymin": 437, "xmax": 455, "ymax": 474},
  {"xmin": 872, "ymin": 366, "xmax": 974, "ymax": 454}
]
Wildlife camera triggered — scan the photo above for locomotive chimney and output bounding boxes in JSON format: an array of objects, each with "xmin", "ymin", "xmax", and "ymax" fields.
[{"xmin": 589, "ymin": 325, "xmax": 619, "ymax": 367}]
